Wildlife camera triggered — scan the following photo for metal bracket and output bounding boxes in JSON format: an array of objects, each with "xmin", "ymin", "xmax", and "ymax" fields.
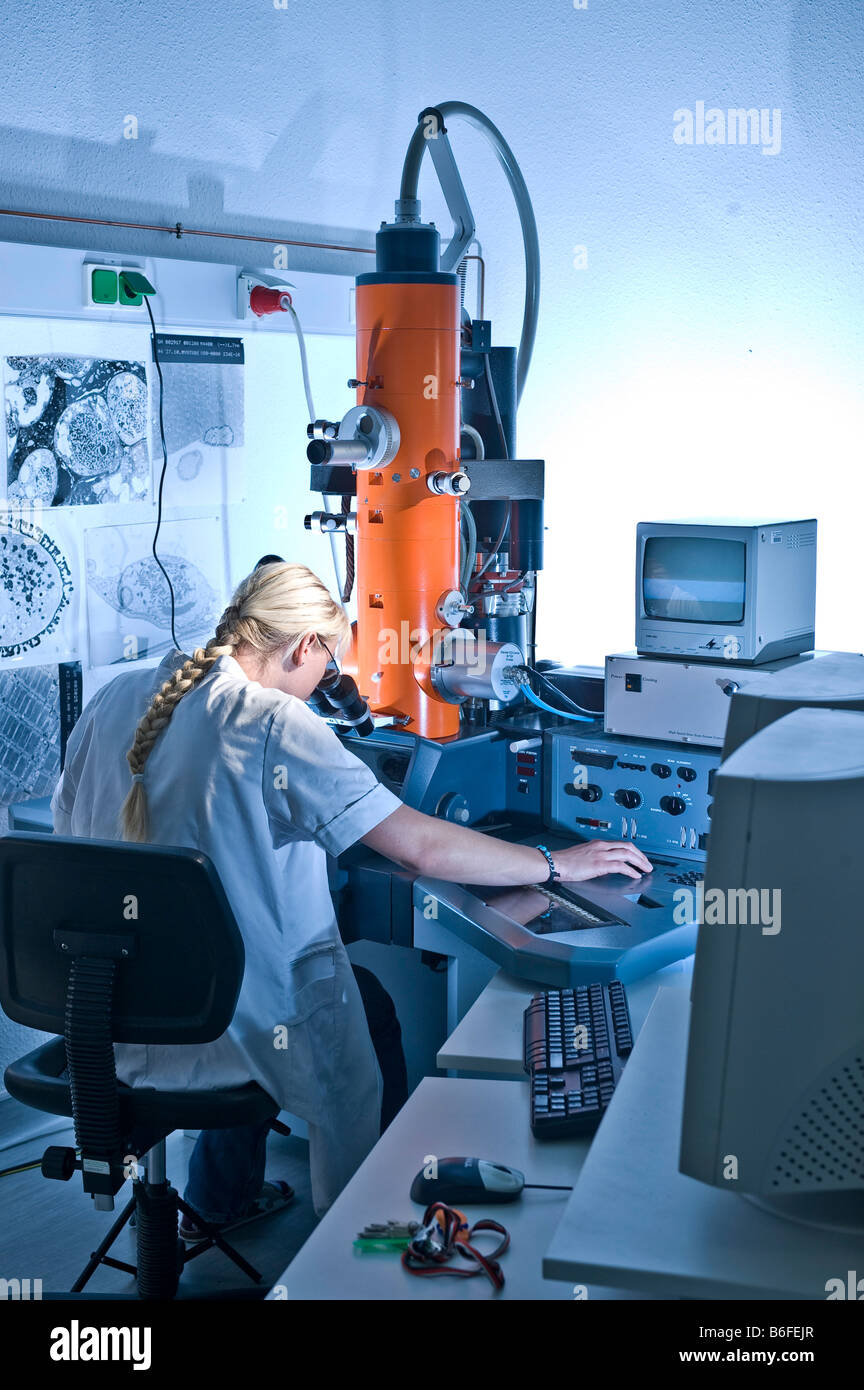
[{"xmin": 417, "ymin": 108, "xmax": 477, "ymax": 274}]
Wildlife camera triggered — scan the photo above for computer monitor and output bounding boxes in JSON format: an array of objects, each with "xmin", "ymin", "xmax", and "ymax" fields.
[
  {"xmin": 679, "ymin": 705, "xmax": 864, "ymax": 1228},
  {"xmin": 635, "ymin": 519, "xmax": 816, "ymax": 664},
  {"xmin": 722, "ymin": 649, "xmax": 864, "ymax": 758}
]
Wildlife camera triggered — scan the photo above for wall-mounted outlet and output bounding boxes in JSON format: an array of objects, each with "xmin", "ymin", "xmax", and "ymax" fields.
[
  {"xmin": 236, "ymin": 271, "xmax": 294, "ymax": 320},
  {"xmin": 82, "ymin": 261, "xmax": 147, "ymax": 309}
]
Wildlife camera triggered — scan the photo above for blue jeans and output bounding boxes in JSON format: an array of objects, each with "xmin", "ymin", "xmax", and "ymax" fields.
[
  {"xmin": 184, "ymin": 1118, "xmax": 271, "ymax": 1225},
  {"xmin": 184, "ymin": 965, "xmax": 408, "ymax": 1223}
]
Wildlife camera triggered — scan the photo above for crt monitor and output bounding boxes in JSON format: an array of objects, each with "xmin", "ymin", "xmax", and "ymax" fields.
[
  {"xmin": 635, "ymin": 518, "xmax": 816, "ymax": 665},
  {"xmin": 722, "ymin": 648, "xmax": 864, "ymax": 758},
  {"xmin": 679, "ymin": 706, "xmax": 864, "ymax": 1228}
]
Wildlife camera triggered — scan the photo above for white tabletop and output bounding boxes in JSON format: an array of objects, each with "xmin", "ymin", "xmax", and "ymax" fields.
[
  {"xmin": 544, "ymin": 987, "xmax": 862, "ymax": 1299},
  {"xmin": 270, "ymin": 1076, "xmax": 594, "ymax": 1300},
  {"xmin": 436, "ymin": 959, "xmax": 693, "ymax": 1075}
]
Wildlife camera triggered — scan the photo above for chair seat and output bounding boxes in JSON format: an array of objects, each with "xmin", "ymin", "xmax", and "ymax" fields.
[{"xmin": 5, "ymin": 1037, "xmax": 279, "ymax": 1133}]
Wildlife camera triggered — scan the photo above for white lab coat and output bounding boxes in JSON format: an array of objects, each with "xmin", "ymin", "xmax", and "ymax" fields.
[{"xmin": 51, "ymin": 651, "xmax": 402, "ymax": 1213}]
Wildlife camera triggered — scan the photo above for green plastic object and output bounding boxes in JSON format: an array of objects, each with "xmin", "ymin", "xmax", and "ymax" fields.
[
  {"xmin": 118, "ymin": 270, "xmax": 155, "ymax": 305},
  {"xmin": 352, "ymin": 1238, "xmax": 408, "ymax": 1254},
  {"xmin": 91, "ymin": 268, "xmax": 117, "ymax": 305}
]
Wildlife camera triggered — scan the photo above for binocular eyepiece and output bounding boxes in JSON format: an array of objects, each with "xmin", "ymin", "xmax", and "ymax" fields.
[
  {"xmin": 253, "ymin": 556, "xmax": 374, "ymax": 737},
  {"xmin": 311, "ymin": 664, "xmax": 375, "ymax": 738}
]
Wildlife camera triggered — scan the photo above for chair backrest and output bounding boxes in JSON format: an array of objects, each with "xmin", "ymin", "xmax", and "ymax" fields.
[{"xmin": 0, "ymin": 834, "xmax": 245, "ymax": 1045}]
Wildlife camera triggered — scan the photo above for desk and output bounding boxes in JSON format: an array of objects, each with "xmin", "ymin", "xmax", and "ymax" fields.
[
  {"xmin": 270, "ymin": 1077, "xmax": 595, "ymax": 1300},
  {"xmin": 544, "ymin": 988, "xmax": 861, "ymax": 1299},
  {"xmin": 437, "ymin": 958, "xmax": 693, "ymax": 1075}
]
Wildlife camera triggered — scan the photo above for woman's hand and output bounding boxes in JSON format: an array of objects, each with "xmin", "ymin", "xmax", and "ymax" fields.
[{"xmin": 551, "ymin": 839, "xmax": 652, "ymax": 883}]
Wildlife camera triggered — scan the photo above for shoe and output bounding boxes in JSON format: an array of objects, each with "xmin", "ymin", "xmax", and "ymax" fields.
[{"xmin": 179, "ymin": 1180, "xmax": 295, "ymax": 1242}]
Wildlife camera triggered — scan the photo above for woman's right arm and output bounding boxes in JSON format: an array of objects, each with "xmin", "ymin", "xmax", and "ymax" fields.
[{"xmin": 360, "ymin": 804, "xmax": 652, "ymax": 887}]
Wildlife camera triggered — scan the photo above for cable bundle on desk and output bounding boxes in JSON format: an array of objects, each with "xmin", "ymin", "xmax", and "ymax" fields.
[{"xmin": 401, "ymin": 1202, "xmax": 510, "ymax": 1291}]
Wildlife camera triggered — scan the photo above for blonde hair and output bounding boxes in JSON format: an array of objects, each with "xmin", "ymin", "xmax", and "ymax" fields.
[{"xmin": 121, "ymin": 562, "xmax": 351, "ymax": 842}]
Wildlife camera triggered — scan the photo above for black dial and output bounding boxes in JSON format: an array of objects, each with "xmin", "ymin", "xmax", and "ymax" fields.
[
  {"xmin": 577, "ymin": 783, "xmax": 603, "ymax": 802},
  {"xmin": 678, "ymin": 766, "xmax": 697, "ymax": 782},
  {"xmin": 614, "ymin": 789, "xmax": 642, "ymax": 810},
  {"xmin": 651, "ymin": 762, "xmax": 672, "ymax": 778},
  {"xmin": 660, "ymin": 795, "xmax": 687, "ymax": 816}
]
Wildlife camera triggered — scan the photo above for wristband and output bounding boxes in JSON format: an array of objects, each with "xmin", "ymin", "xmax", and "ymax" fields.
[{"xmin": 536, "ymin": 844, "xmax": 560, "ymax": 885}]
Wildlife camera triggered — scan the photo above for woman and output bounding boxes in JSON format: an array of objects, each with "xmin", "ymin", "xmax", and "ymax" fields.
[{"xmin": 52, "ymin": 561, "xmax": 650, "ymax": 1226}]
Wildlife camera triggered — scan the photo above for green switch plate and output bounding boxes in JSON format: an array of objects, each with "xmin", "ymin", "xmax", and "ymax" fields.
[{"xmin": 91, "ymin": 268, "xmax": 118, "ymax": 305}]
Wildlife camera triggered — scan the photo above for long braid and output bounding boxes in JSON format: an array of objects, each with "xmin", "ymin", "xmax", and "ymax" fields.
[{"xmin": 120, "ymin": 615, "xmax": 240, "ymax": 841}]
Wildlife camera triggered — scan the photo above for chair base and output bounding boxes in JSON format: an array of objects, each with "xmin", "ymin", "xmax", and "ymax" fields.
[{"xmin": 70, "ymin": 1143, "xmax": 264, "ymax": 1300}]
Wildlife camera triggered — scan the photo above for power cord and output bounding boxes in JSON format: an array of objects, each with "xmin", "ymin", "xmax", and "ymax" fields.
[
  {"xmin": 0, "ymin": 1158, "xmax": 41, "ymax": 1179},
  {"xmin": 282, "ymin": 294, "xmax": 349, "ymax": 601},
  {"xmin": 517, "ymin": 666, "xmax": 599, "ymax": 722},
  {"xmin": 520, "ymin": 682, "xmax": 594, "ymax": 722},
  {"xmin": 143, "ymin": 293, "xmax": 180, "ymax": 653},
  {"xmin": 531, "ymin": 667, "xmax": 600, "ymax": 718},
  {"xmin": 120, "ymin": 271, "xmax": 181, "ymax": 656}
]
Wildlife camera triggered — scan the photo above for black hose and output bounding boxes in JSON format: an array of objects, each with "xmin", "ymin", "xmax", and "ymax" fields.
[{"xmin": 400, "ymin": 102, "xmax": 540, "ymax": 403}]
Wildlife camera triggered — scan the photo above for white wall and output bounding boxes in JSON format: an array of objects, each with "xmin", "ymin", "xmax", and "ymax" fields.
[{"xmin": 0, "ymin": 0, "xmax": 861, "ymax": 661}]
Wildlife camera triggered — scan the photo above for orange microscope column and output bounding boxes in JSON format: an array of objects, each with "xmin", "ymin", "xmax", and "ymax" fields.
[{"xmin": 354, "ymin": 279, "xmax": 462, "ymax": 739}]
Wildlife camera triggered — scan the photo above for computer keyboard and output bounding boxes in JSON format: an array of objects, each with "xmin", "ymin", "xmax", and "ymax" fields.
[{"xmin": 523, "ymin": 981, "xmax": 633, "ymax": 1139}]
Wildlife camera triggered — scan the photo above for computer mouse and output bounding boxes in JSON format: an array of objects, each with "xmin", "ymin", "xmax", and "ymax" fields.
[{"xmin": 410, "ymin": 1156, "xmax": 525, "ymax": 1205}]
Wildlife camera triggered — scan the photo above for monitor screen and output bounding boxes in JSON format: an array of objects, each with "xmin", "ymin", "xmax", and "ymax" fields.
[{"xmin": 643, "ymin": 537, "xmax": 746, "ymax": 623}]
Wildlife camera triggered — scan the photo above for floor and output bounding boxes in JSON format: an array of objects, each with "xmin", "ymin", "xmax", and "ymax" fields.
[{"xmin": 0, "ymin": 1110, "xmax": 320, "ymax": 1299}]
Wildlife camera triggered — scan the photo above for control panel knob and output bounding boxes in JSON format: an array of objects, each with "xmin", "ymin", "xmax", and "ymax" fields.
[
  {"xmin": 614, "ymin": 789, "xmax": 642, "ymax": 810},
  {"xmin": 436, "ymin": 792, "xmax": 471, "ymax": 824},
  {"xmin": 651, "ymin": 762, "xmax": 671, "ymax": 778},
  {"xmin": 677, "ymin": 766, "xmax": 697, "ymax": 782},
  {"xmin": 660, "ymin": 795, "xmax": 687, "ymax": 816},
  {"xmin": 577, "ymin": 784, "xmax": 603, "ymax": 802}
]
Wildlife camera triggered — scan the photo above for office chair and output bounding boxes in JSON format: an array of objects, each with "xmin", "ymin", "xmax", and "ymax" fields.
[{"xmin": 0, "ymin": 833, "xmax": 284, "ymax": 1300}]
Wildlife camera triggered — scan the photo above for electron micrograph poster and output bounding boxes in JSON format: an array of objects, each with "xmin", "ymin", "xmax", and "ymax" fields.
[
  {"xmin": 0, "ymin": 661, "xmax": 82, "ymax": 806},
  {"xmin": 4, "ymin": 355, "xmax": 151, "ymax": 507},
  {"xmin": 85, "ymin": 515, "xmax": 225, "ymax": 666},
  {"xmin": 150, "ymin": 336, "xmax": 246, "ymax": 507},
  {"xmin": 0, "ymin": 510, "xmax": 80, "ymax": 665}
]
